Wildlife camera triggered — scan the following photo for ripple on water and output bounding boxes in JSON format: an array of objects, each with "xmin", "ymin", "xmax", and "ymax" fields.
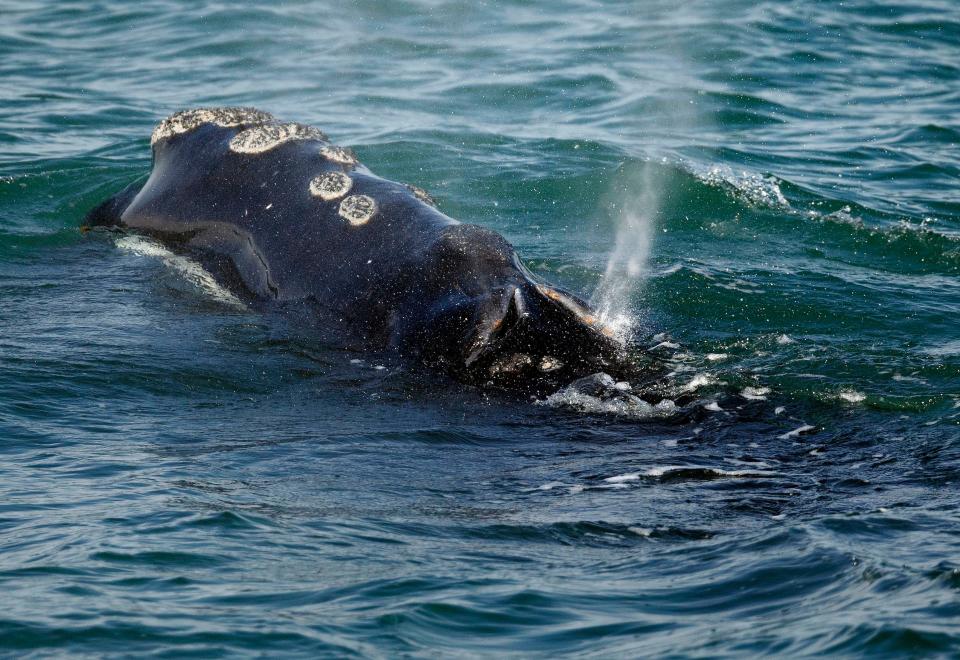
[{"xmin": 2, "ymin": 0, "xmax": 960, "ymax": 656}]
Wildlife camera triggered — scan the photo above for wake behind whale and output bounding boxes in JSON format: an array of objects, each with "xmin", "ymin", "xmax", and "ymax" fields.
[{"xmin": 85, "ymin": 107, "xmax": 641, "ymax": 393}]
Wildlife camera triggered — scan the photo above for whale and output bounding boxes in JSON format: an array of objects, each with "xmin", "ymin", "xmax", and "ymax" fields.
[{"xmin": 85, "ymin": 107, "xmax": 624, "ymax": 389}]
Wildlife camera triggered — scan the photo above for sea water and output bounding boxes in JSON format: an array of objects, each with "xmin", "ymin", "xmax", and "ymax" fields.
[{"xmin": 1, "ymin": 0, "xmax": 959, "ymax": 656}]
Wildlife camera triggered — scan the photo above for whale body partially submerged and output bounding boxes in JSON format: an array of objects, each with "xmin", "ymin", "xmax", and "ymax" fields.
[{"xmin": 86, "ymin": 107, "xmax": 625, "ymax": 389}]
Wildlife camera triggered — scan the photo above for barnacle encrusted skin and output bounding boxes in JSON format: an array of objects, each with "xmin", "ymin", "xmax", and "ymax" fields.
[
  {"xmin": 320, "ymin": 145, "xmax": 358, "ymax": 167},
  {"xmin": 151, "ymin": 107, "xmax": 275, "ymax": 146},
  {"xmin": 405, "ymin": 183, "xmax": 437, "ymax": 208},
  {"xmin": 309, "ymin": 171, "xmax": 353, "ymax": 201},
  {"xmin": 338, "ymin": 194, "xmax": 377, "ymax": 226},
  {"xmin": 229, "ymin": 122, "xmax": 328, "ymax": 154}
]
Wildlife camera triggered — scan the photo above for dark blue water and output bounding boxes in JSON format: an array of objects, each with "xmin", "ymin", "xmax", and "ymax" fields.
[{"xmin": 1, "ymin": 0, "xmax": 959, "ymax": 656}]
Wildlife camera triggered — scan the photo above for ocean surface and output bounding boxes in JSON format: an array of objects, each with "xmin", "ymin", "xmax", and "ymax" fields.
[{"xmin": 1, "ymin": 0, "xmax": 959, "ymax": 656}]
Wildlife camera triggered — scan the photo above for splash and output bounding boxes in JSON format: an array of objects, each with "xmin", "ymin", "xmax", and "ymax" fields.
[
  {"xmin": 592, "ymin": 160, "xmax": 664, "ymax": 336},
  {"xmin": 115, "ymin": 235, "xmax": 246, "ymax": 309},
  {"xmin": 537, "ymin": 372, "xmax": 677, "ymax": 420},
  {"xmin": 696, "ymin": 164, "xmax": 789, "ymax": 209}
]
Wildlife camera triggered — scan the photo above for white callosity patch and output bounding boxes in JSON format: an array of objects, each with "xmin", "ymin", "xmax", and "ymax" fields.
[
  {"xmin": 405, "ymin": 183, "xmax": 436, "ymax": 207},
  {"xmin": 338, "ymin": 194, "xmax": 377, "ymax": 226},
  {"xmin": 539, "ymin": 356, "xmax": 563, "ymax": 372},
  {"xmin": 320, "ymin": 145, "xmax": 358, "ymax": 167},
  {"xmin": 230, "ymin": 122, "xmax": 327, "ymax": 154},
  {"xmin": 151, "ymin": 107, "xmax": 274, "ymax": 146},
  {"xmin": 309, "ymin": 171, "xmax": 353, "ymax": 201},
  {"xmin": 488, "ymin": 353, "xmax": 533, "ymax": 377}
]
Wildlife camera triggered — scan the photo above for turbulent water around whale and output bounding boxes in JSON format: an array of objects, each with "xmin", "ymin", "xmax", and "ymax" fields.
[{"xmin": 1, "ymin": 0, "xmax": 959, "ymax": 656}]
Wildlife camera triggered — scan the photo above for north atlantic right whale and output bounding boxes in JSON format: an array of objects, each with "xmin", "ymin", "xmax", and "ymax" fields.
[{"xmin": 85, "ymin": 107, "xmax": 627, "ymax": 390}]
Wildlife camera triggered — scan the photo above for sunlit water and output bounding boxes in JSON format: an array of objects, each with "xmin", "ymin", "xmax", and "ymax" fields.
[{"xmin": 1, "ymin": 0, "xmax": 959, "ymax": 656}]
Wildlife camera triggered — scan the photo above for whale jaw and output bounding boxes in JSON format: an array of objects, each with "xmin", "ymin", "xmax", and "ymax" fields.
[{"xmin": 404, "ymin": 278, "xmax": 625, "ymax": 391}]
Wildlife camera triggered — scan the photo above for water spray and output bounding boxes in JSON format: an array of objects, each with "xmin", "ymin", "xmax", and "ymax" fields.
[{"xmin": 592, "ymin": 160, "xmax": 663, "ymax": 339}]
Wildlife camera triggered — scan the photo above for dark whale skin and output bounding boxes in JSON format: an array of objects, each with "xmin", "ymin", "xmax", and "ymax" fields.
[{"xmin": 85, "ymin": 108, "xmax": 623, "ymax": 389}]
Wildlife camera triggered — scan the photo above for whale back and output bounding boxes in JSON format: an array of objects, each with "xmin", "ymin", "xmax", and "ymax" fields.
[
  {"xmin": 86, "ymin": 107, "xmax": 625, "ymax": 387},
  {"xmin": 118, "ymin": 110, "xmax": 463, "ymax": 340}
]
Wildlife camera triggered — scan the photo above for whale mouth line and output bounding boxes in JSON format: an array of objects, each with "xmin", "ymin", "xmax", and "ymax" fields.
[{"xmin": 450, "ymin": 280, "xmax": 627, "ymax": 389}]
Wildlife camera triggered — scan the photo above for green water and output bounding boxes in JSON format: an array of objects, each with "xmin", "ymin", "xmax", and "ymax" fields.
[{"xmin": 1, "ymin": 0, "xmax": 959, "ymax": 656}]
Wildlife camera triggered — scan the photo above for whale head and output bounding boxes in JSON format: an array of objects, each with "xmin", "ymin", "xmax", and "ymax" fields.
[{"xmin": 394, "ymin": 224, "xmax": 625, "ymax": 390}]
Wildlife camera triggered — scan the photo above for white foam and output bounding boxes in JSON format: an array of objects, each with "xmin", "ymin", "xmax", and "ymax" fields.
[
  {"xmin": 725, "ymin": 458, "xmax": 773, "ymax": 469},
  {"xmin": 777, "ymin": 424, "xmax": 816, "ymax": 440},
  {"xmin": 821, "ymin": 205, "xmax": 864, "ymax": 227},
  {"xmin": 644, "ymin": 465, "xmax": 776, "ymax": 478},
  {"xmin": 628, "ymin": 527, "xmax": 653, "ymax": 537},
  {"xmin": 696, "ymin": 164, "xmax": 789, "ymax": 209},
  {"xmin": 920, "ymin": 340, "xmax": 960, "ymax": 357},
  {"xmin": 651, "ymin": 340, "xmax": 680, "ymax": 350},
  {"xmin": 776, "ymin": 334, "xmax": 796, "ymax": 345},
  {"xmin": 540, "ymin": 389, "xmax": 677, "ymax": 419},
  {"xmin": 682, "ymin": 373, "xmax": 717, "ymax": 392},
  {"xmin": 596, "ymin": 312, "xmax": 635, "ymax": 343},
  {"xmin": 604, "ymin": 473, "xmax": 640, "ymax": 483},
  {"xmin": 706, "ymin": 353, "xmax": 728, "ymax": 361},
  {"xmin": 538, "ymin": 373, "xmax": 677, "ymax": 420},
  {"xmin": 741, "ymin": 386, "xmax": 771, "ymax": 400},
  {"xmin": 893, "ymin": 373, "xmax": 926, "ymax": 383},
  {"xmin": 115, "ymin": 235, "xmax": 245, "ymax": 309},
  {"xmin": 838, "ymin": 390, "xmax": 865, "ymax": 403},
  {"xmin": 536, "ymin": 482, "xmax": 565, "ymax": 491}
]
